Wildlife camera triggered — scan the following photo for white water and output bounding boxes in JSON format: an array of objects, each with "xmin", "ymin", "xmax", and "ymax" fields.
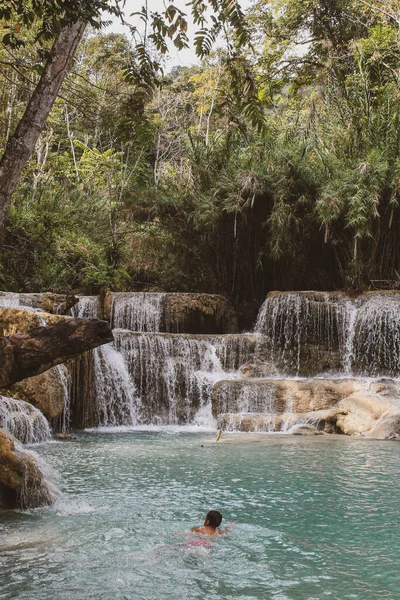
[
  {"xmin": 255, "ymin": 291, "xmax": 400, "ymax": 376},
  {"xmin": 111, "ymin": 292, "xmax": 165, "ymax": 331},
  {"xmin": 114, "ymin": 331, "xmax": 254, "ymax": 425},
  {"xmin": 71, "ymin": 296, "xmax": 99, "ymax": 319},
  {"xmin": 92, "ymin": 344, "xmax": 140, "ymax": 426},
  {"xmin": 0, "ymin": 396, "xmax": 51, "ymax": 443},
  {"xmin": 0, "ymin": 293, "xmax": 20, "ymax": 307}
]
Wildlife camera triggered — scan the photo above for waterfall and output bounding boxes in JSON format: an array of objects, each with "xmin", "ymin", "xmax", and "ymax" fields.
[
  {"xmin": 254, "ymin": 291, "xmax": 400, "ymax": 377},
  {"xmin": 0, "ymin": 293, "xmax": 20, "ymax": 307},
  {"xmin": 352, "ymin": 294, "xmax": 400, "ymax": 376},
  {"xmin": 111, "ymin": 292, "xmax": 165, "ymax": 331},
  {"xmin": 0, "ymin": 396, "xmax": 52, "ymax": 443},
  {"xmin": 255, "ymin": 292, "xmax": 353, "ymax": 375},
  {"xmin": 92, "ymin": 343, "xmax": 140, "ymax": 426},
  {"xmin": 71, "ymin": 296, "xmax": 99, "ymax": 318},
  {"xmin": 114, "ymin": 332, "xmax": 255, "ymax": 424}
]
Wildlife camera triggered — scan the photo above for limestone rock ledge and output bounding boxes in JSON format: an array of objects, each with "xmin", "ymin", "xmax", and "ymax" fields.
[{"xmin": 0, "ymin": 429, "xmax": 55, "ymax": 509}]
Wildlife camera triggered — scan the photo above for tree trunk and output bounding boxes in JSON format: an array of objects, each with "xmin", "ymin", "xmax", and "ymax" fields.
[
  {"xmin": 0, "ymin": 20, "xmax": 86, "ymax": 247},
  {"xmin": 0, "ymin": 317, "xmax": 113, "ymax": 388}
]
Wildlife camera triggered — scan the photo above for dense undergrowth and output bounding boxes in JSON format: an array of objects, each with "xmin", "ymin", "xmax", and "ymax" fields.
[{"xmin": 1, "ymin": 0, "xmax": 399, "ymax": 319}]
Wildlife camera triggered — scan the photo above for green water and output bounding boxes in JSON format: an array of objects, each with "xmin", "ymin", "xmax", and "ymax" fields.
[{"xmin": 1, "ymin": 430, "xmax": 400, "ymax": 600}]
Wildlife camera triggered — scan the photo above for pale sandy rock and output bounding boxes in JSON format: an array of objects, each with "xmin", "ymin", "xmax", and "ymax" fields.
[
  {"xmin": 11, "ymin": 367, "xmax": 68, "ymax": 419},
  {"xmin": 0, "ymin": 307, "xmax": 66, "ymax": 336},
  {"xmin": 336, "ymin": 393, "xmax": 393, "ymax": 435},
  {"xmin": 212, "ymin": 378, "xmax": 364, "ymax": 417},
  {"xmin": 217, "ymin": 408, "xmax": 337, "ymax": 433},
  {"xmin": 365, "ymin": 409, "xmax": 400, "ymax": 439}
]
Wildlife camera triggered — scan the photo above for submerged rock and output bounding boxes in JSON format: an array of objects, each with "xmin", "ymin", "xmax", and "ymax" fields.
[
  {"xmin": 53, "ymin": 433, "xmax": 76, "ymax": 441},
  {"xmin": 0, "ymin": 429, "xmax": 55, "ymax": 509},
  {"xmin": 291, "ymin": 424, "xmax": 325, "ymax": 435}
]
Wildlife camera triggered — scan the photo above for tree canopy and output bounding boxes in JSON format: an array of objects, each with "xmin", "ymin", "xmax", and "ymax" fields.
[{"xmin": 1, "ymin": 0, "xmax": 399, "ymax": 322}]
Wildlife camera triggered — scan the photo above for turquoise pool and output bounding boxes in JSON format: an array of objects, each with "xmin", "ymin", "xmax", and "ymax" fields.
[{"xmin": 1, "ymin": 431, "xmax": 399, "ymax": 599}]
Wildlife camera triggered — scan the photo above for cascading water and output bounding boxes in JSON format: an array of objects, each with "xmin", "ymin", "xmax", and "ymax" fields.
[
  {"xmin": 64, "ymin": 289, "xmax": 400, "ymax": 433},
  {"xmin": 114, "ymin": 331, "xmax": 255, "ymax": 425},
  {"xmin": 69, "ymin": 296, "xmax": 140, "ymax": 428},
  {"xmin": 0, "ymin": 396, "xmax": 52, "ymax": 443},
  {"xmin": 255, "ymin": 291, "xmax": 400, "ymax": 377},
  {"xmin": 0, "ymin": 293, "xmax": 20, "ymax": 307},
  {"xmin": 92, "ymin": 343, "xmax": 140, "ymax": 426},
  {"xmin": 111, "ymin": 292, "xmax": 165, "ymax": 331},
  {"xmin": 254, "ymin": 292, "xmax": 354, "ymax": 375},
  {"xmin": 352, "ymin": 294, "xmax": 400, "ymax": 376},
  {"xmin": 71, "ymin": 296, "xmax": 99, "ymax": 319}
]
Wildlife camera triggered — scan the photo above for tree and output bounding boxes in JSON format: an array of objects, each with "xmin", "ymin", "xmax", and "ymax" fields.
[{"xmin": 0, "ymin": 0, "xmax": 254, "ymax": 248}]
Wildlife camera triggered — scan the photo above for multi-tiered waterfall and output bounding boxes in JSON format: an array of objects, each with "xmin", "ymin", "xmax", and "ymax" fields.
[
  {"xmin": 67, "ymin": 290, "xmax": 400, "ymax": 436},
  {"xmin": 70, "ymin": 293, "xmax": 254, "ymax": 428},
  {"xmin": 2, "ymin": 289, "xmax": 400, "ymax": 438}
]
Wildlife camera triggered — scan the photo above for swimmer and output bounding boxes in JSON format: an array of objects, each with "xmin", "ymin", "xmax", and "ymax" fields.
[{"xmin": 191, "ymin": 510, "xmax": 226, "ymax": 536}]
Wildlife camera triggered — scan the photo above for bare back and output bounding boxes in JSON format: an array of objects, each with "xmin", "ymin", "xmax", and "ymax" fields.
[{"xmin": 191, "ymin": 525, "xmax": 226, "ymax": 536}]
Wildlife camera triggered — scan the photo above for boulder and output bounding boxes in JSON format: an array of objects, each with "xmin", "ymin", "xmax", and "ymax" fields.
[
  {"xmin": 0, "ymin": 429, "xmax": 55, "ymax": 509},
  {"xmin": 365, "ymin": 409, "xmax": 400, "ymax": 439},
  {"xmin": 0, "ymin": 307, "xmax": 65, "ymax": 336},
  {"xmin": 0, "ymin": 317, "xmax": 113, "ymax": 388},
  {"xmin": 11, "ymin": 366, "xmax": 68, "ymax": 419},
  {"xmin": 336, "ymin": 393, "xmax": 393, "ymax": 435}
]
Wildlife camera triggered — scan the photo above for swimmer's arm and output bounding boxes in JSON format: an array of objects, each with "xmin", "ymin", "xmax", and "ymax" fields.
[{"xmin": 224, "ymin": 521, "xmax": 238, "ymax": 532}]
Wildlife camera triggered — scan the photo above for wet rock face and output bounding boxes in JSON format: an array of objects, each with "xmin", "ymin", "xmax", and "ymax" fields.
[
  {"xmin": 0, "ymin": 396, "xmax": 51, "ymax": 444},
  {"xmin": 103, "ymin": 291, "xmax": 239, "ymax": 334},
  {"xmin": 211, "ymin": 379, "xmax": 357, "ymax": 418},
  {"xmin": 164, "ymin": 294, "xmax": 239, "ymax": 334},
  {"xmin": 0, "ymin": 429, "xmax": 55, "ymax": 510},
  {"xmin": 0, "ymin": 292, "xmax": 77, "ymax": 315}
]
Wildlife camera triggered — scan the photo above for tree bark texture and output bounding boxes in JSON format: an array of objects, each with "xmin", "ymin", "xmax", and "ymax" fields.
[
  {"xmin": 0, "ymin": 318, "xmax": 113, "ymax": 388},
  {"xmin": 0, "ymin": 20, "xmax": 86, "ymax": 246}
]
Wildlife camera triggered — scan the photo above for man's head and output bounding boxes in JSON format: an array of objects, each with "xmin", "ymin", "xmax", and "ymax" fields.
[{"xmin": 204, "ymin": 510, "xmax": 222, "ymax": 529}]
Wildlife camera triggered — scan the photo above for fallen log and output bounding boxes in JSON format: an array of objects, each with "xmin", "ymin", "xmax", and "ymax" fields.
[{"xmin": 0, "ymin": 318, "xmax": 113, "ymax": 388}]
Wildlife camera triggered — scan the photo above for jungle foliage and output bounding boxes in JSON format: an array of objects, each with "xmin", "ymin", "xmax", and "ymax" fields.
[{"xmin": 1, "ymin": 0, "xmax": 400, "ymax": 321}]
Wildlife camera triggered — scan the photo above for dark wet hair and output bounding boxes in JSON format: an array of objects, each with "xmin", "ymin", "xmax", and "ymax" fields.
[{"xmin": 206, "ymin": 510, "xmax": 222, "ymax": 528}]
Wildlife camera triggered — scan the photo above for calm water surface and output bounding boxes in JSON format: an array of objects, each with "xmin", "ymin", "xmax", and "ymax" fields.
[{"xmin": 1, "ymin": 431, "xmax": 399, "ymax": 600}]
